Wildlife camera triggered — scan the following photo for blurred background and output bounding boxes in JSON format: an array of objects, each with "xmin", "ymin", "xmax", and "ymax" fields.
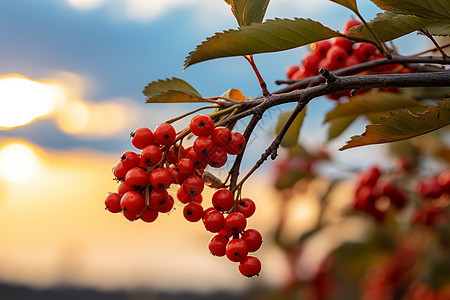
[{"xmin": 0, "ymin": 0, "xmax": 444, "ymax": 299}]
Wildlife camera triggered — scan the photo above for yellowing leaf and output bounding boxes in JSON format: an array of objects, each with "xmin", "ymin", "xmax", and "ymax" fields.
[
  {"xmin": 220, "ymin": 88, "xmax": 247, "ymax": 101},
  {"xmin": 340, "ymin": 99, "xmax": 450, "ymax": 150},
  {"xmin": 143, "ymin": 78, "xmax": 206, "ymax": 103}
]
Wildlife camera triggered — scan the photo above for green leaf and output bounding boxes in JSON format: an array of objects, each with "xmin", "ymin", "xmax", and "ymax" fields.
[
  {"xmin": 328, "ymin": 0, "xmax": 358, "ymax": 13},
  {"xmin": 339, "ymin": 99, "xmax": 450, "ymax": 150},
  {"xmin": 424, "ymin": 20, "xmax": 450, "ymax": 36},
  {"xmin": 143, "ymin": 78, "xmax": 206, "ymax": 103},
  {"xmin": 184, "ymin": 18, "xmax": 342, "ymax": 69},
  {"xmin": 348, "ymin": 11, "xmax": 439, "ymax": 42},
  {"xmin": 275, "ymin": 106, "xmax": 307, "ymax": 148},
  {"xmin": 324, "ymin": 92, "xmax": 427, "ymax": 140},
  {"xmin": 370, "ymin": 0, "xmax": 450, "ymax": 19},
  {"xmin": 232, "ymin": 0, "xmax": 270, "ymax": 26}
]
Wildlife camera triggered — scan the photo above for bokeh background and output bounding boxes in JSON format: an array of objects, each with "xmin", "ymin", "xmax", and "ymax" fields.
[{"xmin": 0, "ymin": 0, "xmax": 437, "ymax": 298}]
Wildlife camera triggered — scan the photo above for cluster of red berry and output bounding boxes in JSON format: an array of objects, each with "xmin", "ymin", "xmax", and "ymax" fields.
[
  {"xmin": 414, "ymin": 170, "xmax": 449, "ymax": 227},
  {"xmin": 285, "ymin": 17, "xmax": 408, "ymax": 100},
  {"xmin": 353, "ymin": 165, "xmax": 408, "ymax": 222},
  {"xmin": 104, "ymin": 114, "xmax": 262, "ymax": 277}
]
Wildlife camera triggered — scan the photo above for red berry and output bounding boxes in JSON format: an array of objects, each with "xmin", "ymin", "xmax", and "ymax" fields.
[
  {"xmin": 154, "ymin": 123, "xmax": 176, "ymax": 146},
  {"xmin": 125, "ymin": 167, "xmax": 149, "ymax": 188},
  {"xmin": 353, "ymin": 43, "xmax": 378, "ymax": 62},
  {"xmin": 194, "ymin": 136, "xmax": 215, "ymax": 159},
  {"xmin": 236, "ymin": 198, "xmax": 256, "ymax": 218},
  {"xmin": 149, "ymin": 168, "xmax": 172, "ymax": 189},
  {"xmin": 207, "ymin": 147, "xmax": 228, "ymax": 168},
  {"xmin": 212, "ymin": 126, "xmax": 232, "ymax": 148},
  {"xmin": 241, "ymin": 229, "xmax": 262, "ymax": 252},
  {"xmin": 113, "ymin": 161, "xmax": 129, "ymax": 181},
  {"xmin": 123, "ymin": 210, "xmax": 140, "ymax": 221},
  {"xmin": 212, "ymin": 188, "xmax": 235, "ymax": 212},
  {"xmin": 343, "ymin": 16, "xmax": 361, "ymax": 34},
  {"xmin": 182, "ymin": 175, "xmax": 204, "ymax": 197},
  {"xmin": 190, "ymin": 114, "xmax": 215, "ymax": 137},
  {"xmin": 169, "ymin": 165, "xmax": 185, "ymax": 185},
  {"xmin": 177, "ymin": 158, "xmax": 195, "ymax": 175},
  {"xmin": 285, "ymin": 64, "xmax": 300, "ymax": 79},
  {"xmin": 359, "ymin": 165, "xmax": 381, "ymax": 186},
  {"xmin": 117, "ymin": 181, "xmax": 136, "ymax": 197},
  {"xmin": 291, "ymin": 67, "xmax": 309, "ymax": 80},
  {"xmin": 148, "ymin": 188, "xmax": 169, "ymax": 211},
  {"xmin": 203, "ymin": 209, "xmax": 225, "ymax": 233},
  {"xmin": 120, "ymin": 191, "xmax": 145, "ymax": 214},
  {"xmin": 183, "ymin": 202, "xmax": 204, "ymax": 222},
  {"xmin": 344, "ymin": 54, "xmax": 361, "ymax": 67},
  {"xmin": 226, "ymin": 238, "xmax": 249, "ymax": 262},
  {"xmin": 208, "ymin": 234, "xmax": 229, "ymax": 257},
  {"xmin": 167, "ymin": 144, "xmax": 184, "ymax": 164},
  {"xmin": 226, "ymin": 132, "xmax": 246, "ymax": 155},
  {"xmin": 130, "ymin": 127, "xmax": 154, "ymax": 150},
  {"xmin": 185, "ymin": 149, "xmax": 208, "ymax": 169},
  {"xmin": 140, "ymin": 208, "xmax": 158, "ymax": 223},
  {"xmin": 239, "ymin": 256, "xmax": 261, "ymax": 277},
  {"xmin": 302, "ymin": 53, "xmax": 321, "ymax": 75},
  {"xmin": 310, "ymin": 40, "xmax": 332, "ymax": 58},
  {"xmin": 120, "ymin": 151, "xmax": 140, "ymax": 168},
  {"xmin": 332, "ymin": 37, "xmax": 353, "ymax": 53},
  {"xmin": 326, "ymin": 45, "xmax": 348, "ymax": 67},
  {"xmin": 140, "ymin": 145, "xmax": 162, "ymax": 166},
  {"xmin": 224, "ymin": 212, "xmax": 247, "ymax": 234},
  {"xmin": 105, "ymin": 192, "xmax": 122, "ymax": 213},
  {"xmin": 159, "ymin": 195, "xmax": 174, "ymax": 213}
]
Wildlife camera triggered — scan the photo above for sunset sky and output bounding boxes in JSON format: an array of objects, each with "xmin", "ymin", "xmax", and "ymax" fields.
[{"xmin": 0, "ymin": 0, "xmax": 434, "ymax": 294}]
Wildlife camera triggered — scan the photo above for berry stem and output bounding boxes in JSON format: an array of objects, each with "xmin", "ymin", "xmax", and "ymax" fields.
[
  {"xmin": 354, "ymin": 11, "xmax": 391, "ymax": 58},
  {"xmin": 244, "ymin": 55, "xmax": 271, "ymax": 97},
  {"xmin": 419, "ymin": 29, "xmax": 448, "ymax": 59},
  {"xmin": 165, "ymin": 105, "xmax": 219, "ymax": 124}
]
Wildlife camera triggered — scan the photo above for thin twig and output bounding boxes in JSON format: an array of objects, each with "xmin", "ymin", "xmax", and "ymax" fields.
[{"xmin": 419, "ymin": 29, "xmax": 448, "ymax": 59}]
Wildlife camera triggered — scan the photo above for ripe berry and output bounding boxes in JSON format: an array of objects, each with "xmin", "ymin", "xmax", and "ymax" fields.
[
  {"xmin": 140, "ymin": 208, "xmax": 158, "ymax": 223},
  {"xmin": 344, "ymin": 54, "xmax": 361, "ymax": 67},
  {"xmin": 285, "ymin": 64, "xmax": 300, "ymax": 79},
  {"xmin": 113, "ymin": 161, "xmax": 129, "ymax": 181},
  {"xmin": 190, "ymin": 114, "xmax": 215, "ymax": 137},
  {"xmin": 183, "ymin": 202, "xmax": 204, "ymax": 222},
  {"xmin": 212, "ymin": 126, "xmax": 232, "ymax": 148},
  {"xmin": 185, "ymin": 149, "xmax": 208, "ymax": 169},
  {"xmin": 130, "ymin": 127, "xmax": 154, "ymax": 150},
  {"xmin": 125, "ymin": 167, "xmax": 149, "ymax": 188},
  {"xmin": 353, "ymin": 43, "xmax": 378, "ymax": 62},
  {"xmin": 167, "ymin": 144, "xmax": 184, "ymax": 164},
  {"xmin": 182, "ymin": 175, "xmax": 204, "ymax": 197},
  {"xmin": 226, "ymin": 238, "xmax": 249, "ymax": 262},
  {"xmin": 169, "ymin": 166, "xmax": 185, "ymax": 185},
  {"xmin": 302, "ymin": 53, "xmax": 321, "ymax": 75},
  {"xmin": 120, "ymin": 191, "xmax": 145, "ymax": 214},
  {"xmin": 177, "ymin": 158, "xmax": 195, "ymax": 175},
  {"xmin": 291, "ymin": 67, "xmax": 308, "ymax": 80},
  {"xmin": 212, "ymin": 188, "xmax": 235, "ymax": 212},
  {"xmin": 159, "ymin": 195, "xmax": 174, "ymax": 213},
  {"xmin": 149, "ymin": 188, "xmax": 169, "ymax": 211},
  {"xmin": 154, "ymin": 123, "xmax": 176, "ymax": 146},
  {"xmin": 310, "ymin": 40, "xmax": 332, "ymax": 58},
  {"xmin": 140, "ymin": 145, "xmax": 162, "ymax": 166},
  {"xmin": 359, "ymin": 165, "xmax": 381, "ymax": 186},
  {"xmin": 149, "ymin": 168, "xmax": 172, "ymax": 189},
  {"xmin": 226, "ymin": 132, "xmax": 246, "ymax": 155},
  {"xmin": 326, "ymin": 45, "xmax": 348, "ymax": 67},
  {"xmin": 332, "ymin": 37, "xmax": 353, "ymax": 53},
  {"xmin": 343, "ymin": 16, "xmax": 362, "ymax": 34},
  {"xmin": 238, "ymin": 256, "xmax": 261, "ymax": 277},
  {"xmin": 123, "ymin": 210, "xmax": 140, "ymax": 221},
  {"xmin": 224, "ymin": 212, "xmax": 247, "ymax": 234},
  {"xmin": 236, "ymin": 198, "xmax": 256, "ymax": 218},
  {"xmin": 203, "ymin": 209, "xmax": 225, "ymax": 233},
  {"xmin": 117, "ymin": 181, "xmax": 136, "ymax": 197},
  {"xmin": 208, "ymin": 234, "xmax": 229, "ymax": 257},
  {"xmin": 105, "ymin": 192, "xmax": 122, "ymax": 213},
  {"xmin": 207, "ymin": 147, "xmax": 228, "ymax": 168},
  {"xmin": 241, "ymin": 229, "xmax": 262, "ymax": 252},
  {"xmin": 194, "ymin": 136, "xmax": 215, "ymax": 159},
  {"xmin": 120, "ymin": 151, "xmax": 140, "ymax": 168}
]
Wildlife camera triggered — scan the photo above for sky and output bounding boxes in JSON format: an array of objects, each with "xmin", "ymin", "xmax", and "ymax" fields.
[{"xmin": 0, "ymin": 0, "xmax": 437, "ymax": 294}]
